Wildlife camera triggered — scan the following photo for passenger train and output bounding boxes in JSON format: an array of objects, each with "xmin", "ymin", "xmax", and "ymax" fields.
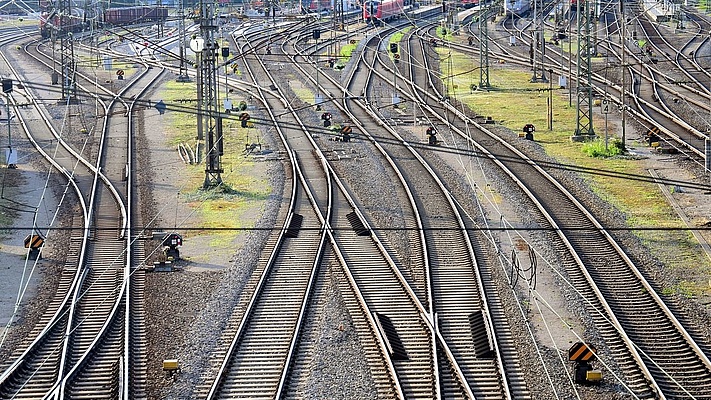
[
  {"xmin": 504, "ymin": 0, "xmax": 530, "ymax": 17},
  {"xmin": 363, "ymin": 0, "xmax": 405, "ymax": 25}
]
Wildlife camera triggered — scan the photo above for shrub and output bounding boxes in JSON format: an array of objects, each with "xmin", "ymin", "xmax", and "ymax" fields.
[{"xmin": 582, "ymin": 138, "xmax": 623, "ymax": 157}]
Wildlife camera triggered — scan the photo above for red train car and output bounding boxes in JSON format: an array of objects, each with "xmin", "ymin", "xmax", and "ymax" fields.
[
  {"xmin": 39, "ymin": 9, "xmax": 86, "ymax": 38},
  {"xmin": 309, "ymin": 0, "xmax": 332, "ymax": 12},
  {"xmin": 363, "ymin": 0, "xmax": 404, "ymax": 25},
  {"xmin": 104, "ymin": 6, "xmax": 168, "ymax": 26}
]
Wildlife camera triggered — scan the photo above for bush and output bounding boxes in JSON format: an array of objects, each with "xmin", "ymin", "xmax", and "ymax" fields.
[{"xmin": 582, "ymin": 138, "xmax": 623, "ymax": 157}]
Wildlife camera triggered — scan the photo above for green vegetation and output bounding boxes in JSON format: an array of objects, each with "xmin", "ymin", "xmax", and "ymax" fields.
[
  {"xmin": 438, "ymin": 47, "xmax": 711, "ymax": 296},
  {"xmin": 340, "ymin": 42, "xmax": 357, "ymax": 59},
  {"xmin": 390, "ymin": 26, "xmax": 411, "ymax": 45},
  {"xmin": 161, "ymin": 81, "xmax": 271, "ymax": 246},
  {"xmin": 581, "ymin": 138, "xmax": 623, "ymax": 157},
  {"xmin": 436, "ymin": 26, "xmax": 453, "ymax": 41}
]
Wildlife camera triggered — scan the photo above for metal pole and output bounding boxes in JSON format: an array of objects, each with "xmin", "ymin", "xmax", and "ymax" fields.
[
  {"xmin": 6, "ymin": 97, "xmax": 14, "ymax": 169},
  {"xmin": 605, "ymin": 106, "xmax": 609, "ymax": 151},
  {"xmin": 549, "ymin": 70, "xmax": 553, "ymax": 130},
  {"xmin": 6, "ymin": 100, "xmax": 10, "ymax": 148}
]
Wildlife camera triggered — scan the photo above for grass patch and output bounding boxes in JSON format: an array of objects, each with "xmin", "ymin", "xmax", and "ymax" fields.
[
  {"xmin": 435, "ymin": 25, "xmax": 453, "ymax": 41},
  {"xmin": 340, "ymin": 42, "xmax": 357, "ymax": 59},
  {"xmin": 438, "ymin": 48, "xmax": 711, "ymax": 296},
  {"xmin": 162, "ymin": 80, "xmax": 199, "ymax": 146},
  {"xmin": 160, "ymin": 81, "xmax": 271, "ymax": 247}
]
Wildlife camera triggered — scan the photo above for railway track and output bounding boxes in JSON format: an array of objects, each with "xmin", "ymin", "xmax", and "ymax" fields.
[
  {"xmin": 0, "ymin": 29, "xmax": 162, "ymax": 398},
  {"xmin": 465, "ymin": 1, "xmax": 711, "ymax": 164},
  {"xmin": 2, "ymin": 5, "xmax": 711, "ymax": 398},
  {"xmin": 389, "ymin": 17, "xmax": 711, "ymax": 397},
  {"xmin": 198, "ymin": 13, "xmax": 495, "ymax": 397},
  {"xmin": 193, "ymin": 23, "xmax": 407, "ymax": 399},
  {"xmin": 342, "ymin": 26, "xmax": 515, "ymax": 398}
]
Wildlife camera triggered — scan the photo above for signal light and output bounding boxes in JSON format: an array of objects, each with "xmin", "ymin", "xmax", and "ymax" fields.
[{"xmin": 390, "ymin": 43, "xmax": 398, "ymax": 54}]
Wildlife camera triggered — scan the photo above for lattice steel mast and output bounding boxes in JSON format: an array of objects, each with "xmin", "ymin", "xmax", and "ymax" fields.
[
  {"xmin": 478, "ymin": 7, "xmax": 490, "ymax": 89},
  {"xmin": 52, "ymin": 0, "xmax": 76, "ymax": 102},
  {"xmin": 574, "ymin": 0, "xmax": 595, "ymax": 138},
  {"xmin": 197, "ymin": 0, "xmax": 223, "ymax": 188}
]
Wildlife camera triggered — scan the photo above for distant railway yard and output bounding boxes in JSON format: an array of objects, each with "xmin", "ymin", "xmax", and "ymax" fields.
[{"xmin": 1, "ymin": 0, "xmax": 711, "ymax": 398}]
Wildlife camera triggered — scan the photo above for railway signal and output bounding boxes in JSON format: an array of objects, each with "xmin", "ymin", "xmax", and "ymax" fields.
[
  {"xmin": 321, "ymin": 112, "xmax": 332, "ymax": 127},
  {"xmin": 568, "ymin": 342, "xmax": 602, "ymax": 385},
  {"xmin": 341, "ymin": 125, "xmax": 352, "ymax": 142},
  {"xmin": 426, "ymin": 126, "xmax": 437, "ymax": 145},
  {"xmin": 240, "ymin": 112, "xmax": 250, "ymax": 128},
  {"xmin": 390, "ymin": 43, "xmax": 398, "ymax": 53},
  {"xmin": 162, "ymin": 233, "xmax": 183, "ymax": 261},
  {"xmin": 522, "ymin": 124, "xmax": 535, "ymax": 140}
]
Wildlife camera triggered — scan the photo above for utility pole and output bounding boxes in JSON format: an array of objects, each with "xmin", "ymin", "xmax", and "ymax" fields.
[
  {"xmin": 195, "ymin": 0, "xmax": 223, "ymax": 188},
  {"xmin": 574, "ymin": 0, "xmax": 595, "ymax": 139}
]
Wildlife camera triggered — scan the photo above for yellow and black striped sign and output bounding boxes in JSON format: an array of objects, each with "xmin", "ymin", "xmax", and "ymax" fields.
[
  {"xmin": 647, "ymin": 126, "xmax": 660, "ymax": 136},
  {"xmin": 569, "ymin": 342, "xmax": 596, "ymax": 362},
  {"xmin": 341, "ymin": 126, "xmax": 352, "ymax": 135},
  {"xmin": 24, "ymin": 234, "xmax": 45, "ymax": 249}
]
